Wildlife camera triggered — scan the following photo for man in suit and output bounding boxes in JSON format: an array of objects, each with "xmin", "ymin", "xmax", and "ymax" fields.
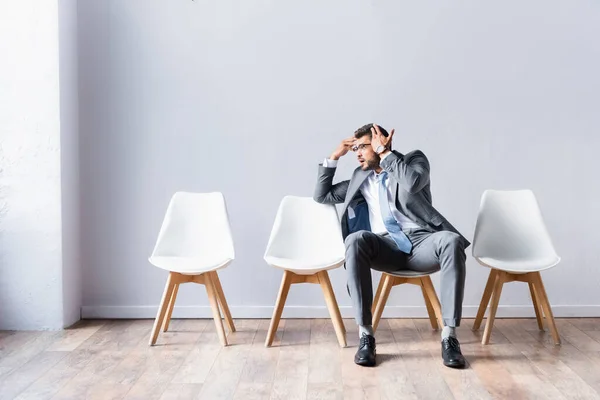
[{"xmin": 314, "ymin": 123, "xmax": 469, "ymax": 368}]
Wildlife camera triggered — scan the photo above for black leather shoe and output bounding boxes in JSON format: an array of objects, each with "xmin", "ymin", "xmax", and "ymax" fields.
[
  {"xmin": 354, "ymin": 333, "xmax": 376, "ymax": 367},
  {"xmin": 442, "ymin": 336, "xmax": 466, "ymax": 368}
]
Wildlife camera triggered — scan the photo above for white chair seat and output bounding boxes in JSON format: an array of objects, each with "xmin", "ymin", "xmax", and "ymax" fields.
[
  {"xmin": 476, "ymin": 256, "xmax": 561, "ymax": 274},
  {"xmin": 149, "ymin": 256, "xmax": 233, "ymax": 275},
  {"xmin": 385, "ymin": 270, "xmax": 435, "ymax": 278},
  {"xmin": 265, "ymin": 256, "xmax": 345, "ymax": 275}
]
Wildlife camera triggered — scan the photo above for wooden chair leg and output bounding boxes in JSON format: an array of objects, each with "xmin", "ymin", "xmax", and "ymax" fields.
[
  {"xmin": 204, "ymin": 272, "xmax": 228, "ymax": 346},
  {"xmin": 421, "ymin": 276, "xmax": 444, "ymax": 329},
  {"xmin": 420, "ymin": 278, "xmax": 439, "ymax": 330},
  {"xmin": 211, "ymin": 271, "xmax": 236, "ymax": 333},
  {"xmin": 482, "ymin": 271, "xmax": 506, "ymax": 345},
  {"xmin": 473, "ymin": 269, "xmax": 498, "ymax": 330},
  {"xmin": 163, "ymin": 283, "xmax": 180, "ymax": 332},
  {"xmin": 372, "ymin": 274, "xmax": 385, "ymax": 315},
  {"xmin": 265, "ymin": 270, "xmax": 293, "ymax": 347},
  {"xmin": 532, "ymin": 272, "xmax": 561, "ymax": 345},
  {"xmin": 372, "ymin": 274, "xmax": 395, "ymax": 332},
  {"xmin": 529, "ymin": 280, "xmax": 544, "ymax": 330},
  {"xmin": 318, "ymin": 271, "xmax": 347, "ymax": 347},
  {"xmin": 149, "ymin": 272, "xmax": 176, "ymax": 345}
]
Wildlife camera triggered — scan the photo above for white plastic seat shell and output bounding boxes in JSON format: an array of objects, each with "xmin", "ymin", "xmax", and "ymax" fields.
[
  {"xmin": 472, "ymin": 189, "xmax": 560, "ymax": 274},
  {"xmin": 263, "ymin": 196, "xmax": 346, "ymax": 275},
  {"xmin": 149, "ymin": 192, "xmax": 235, "ymax": 275}
]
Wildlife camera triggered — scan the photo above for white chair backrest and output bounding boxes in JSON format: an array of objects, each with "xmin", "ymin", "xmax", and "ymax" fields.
[
  {"xmin": 264, "ymin": 196, "xmax": 345, "ymax": 261},
  {"xmin": 472, "ymin": 190, "xmax": 558, "ymax": 261},
  {"xmin": 151, "ymin": 192, "xmax": 234, "ymax": 260}
]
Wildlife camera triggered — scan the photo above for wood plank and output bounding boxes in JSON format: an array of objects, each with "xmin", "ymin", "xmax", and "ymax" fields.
[
  {"xmin": 0, "ymin": 332, "xmax": 62, "ymax": 371},
  {"xmin": 155, "ymin": 319, "xmax": 208, "ymax": 352},
  {"xmin": 196, "ymin": 319, "xmax": 259, "ymax": 400},
  {"xmin": 2, "ymin": 318, "xmax": 599, "ymax": 399},
  {"xmin": 387, "ymin": 319, "xmax": 425, "ymax": 351},
  {"xmin": 388, "ymin": 319, "xmax": 454, "ymax": 399},
  {"xmin": 555, "ymin": 320, "xmax": 600, "ymax": 352},
  {"xmin": 340, "ymin": 319, "xmax": 381, "ymax": 400},
  {"xmin": 170, "ymin": 320, "xmax": 221, "ymax": 385},
  {"xmin": 520, "ymin": 345, "xmax": 600, "ymax": 399},
  {"xmin": 123, "ymin": 350, "xmax": 190, "ymax": 400},
  {"xmin": 371, "ymin": 320, "xmax": 419, "ymax": 400},
  {"xmin": 232, "ymin": 382, "xmax": 271, "ymax": 400},
  {"xmin": 14, "ymin": 349, "xmax": 96, "ymax": 400},
  {"xmin": 307, "ymin": 319, "xmax": 343, "ymax": 399},
  {"xmin": 270, "ymin": 319, "xmax": 311, "ymax": 400},
  {"xmin": 238, "ymin": 319, "xmax": 279, "ymax": 384},
  {"xmin": 51, "ymin": 350, "xmax": 134, "ymax": 399},
  {"xmin": 76, "ymin": 320, "xmax": 147, "ymax": 351},
  {"xmin": 566, "ymin": 318, "xmax": 600, "ymax": 331},
  {"xmin": 413, "ymin": 324, "xmax": 493, "ymax": 400},
  {"xmin": 582, "ymin": 330, "xmax": 600, "ymax": 345},
  {"xmin": 0, "ymin": 351, "xmax": 68, "ymax": 400},
  {"xmin": 462, "ymin": 343, "xmax": 528, "ymax": 399},
  {"xmin": 0, "ymin": 331, "xmax": 41, "ymax": 362},
  {"xmin": 159, "ymin": 383, "xmax": 203, "ymax": 400},
  {"xmin": 46, "ymin": 320, "xmax": 106, "ymax": 351},
  {"xmin": 528, "ymin": 325, "xmax": 600, "ymax": 396}
]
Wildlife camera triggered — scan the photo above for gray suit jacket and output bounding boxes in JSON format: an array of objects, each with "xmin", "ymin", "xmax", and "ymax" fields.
[{"xmin": 313, "ymin": 150, "xmax": 471, "ymax": 248}]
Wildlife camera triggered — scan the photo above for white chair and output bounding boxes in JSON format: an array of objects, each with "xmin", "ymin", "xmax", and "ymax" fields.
[
  {"xmin": 472, "ymin": 190, "xmax": 561, "ymax": 345},
  {"xmin": 264, "ymin": 196, "xmax": 347, "ymax": 347},
  {"xmin": 148, "ymin": 192, "xmax": 236, "ymax": 347},
  {"xmin": 372, "ymin": 271, "xmax": 443, "ymax": 332}
]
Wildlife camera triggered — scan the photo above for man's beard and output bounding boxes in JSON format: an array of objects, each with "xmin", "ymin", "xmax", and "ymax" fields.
[{"xmin": 361, "ymin": 155, "xmax": 381, "ymax": 171}]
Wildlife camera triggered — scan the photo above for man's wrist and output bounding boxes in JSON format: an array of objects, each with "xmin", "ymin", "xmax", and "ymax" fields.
[{"xmin": 329, "ymin": 154, "xmax": 340, "ymax": 161}]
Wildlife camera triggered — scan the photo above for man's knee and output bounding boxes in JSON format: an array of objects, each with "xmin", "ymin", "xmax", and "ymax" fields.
[
  {"xmin": 438, "ymin": 231, "xmax": 463, "ymax": 248},
  {"xmin": 344, "ymin": 230, "xmax": 376, "ymax": 250}
]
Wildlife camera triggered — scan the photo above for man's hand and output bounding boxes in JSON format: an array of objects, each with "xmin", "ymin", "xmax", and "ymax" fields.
[
  {"xmin": 330, "ymin": 137, "xmax": 356, "ymax": 160},
  {"xmin": 371, "ymin": 124, "xmax": 395, "ymax": 155}
]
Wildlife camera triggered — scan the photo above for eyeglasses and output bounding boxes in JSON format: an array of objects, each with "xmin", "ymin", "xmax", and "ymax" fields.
[{"xmin": 352, "ymin": 143, "xmax": 371, "ymax": 152}]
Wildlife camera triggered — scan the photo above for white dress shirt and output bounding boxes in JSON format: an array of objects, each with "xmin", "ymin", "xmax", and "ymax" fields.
[{"xmin": 322, "ymin": 157, "xmax": 421, "ymax": 234}]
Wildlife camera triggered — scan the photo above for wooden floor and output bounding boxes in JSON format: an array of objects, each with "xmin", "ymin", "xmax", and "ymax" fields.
[{"xmin": 1, "ymin": 318, "xmax": 600, "ymax": 400}]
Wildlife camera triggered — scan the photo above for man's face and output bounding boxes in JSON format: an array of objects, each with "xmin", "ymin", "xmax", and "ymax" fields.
[{"xmin": 353, "ymin": 135, "xmax": 380, "ymax": 171}]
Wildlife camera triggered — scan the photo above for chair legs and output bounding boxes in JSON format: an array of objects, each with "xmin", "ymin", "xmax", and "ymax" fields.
[
  {"xmin": 473, "ymin": 269, "xmax": 498, "ymax": 330},
  {"xmin": 473, "ymin": 269, "xmax": 560, "ymax": 345},
  {"xmin": 150, "ymin": 272, "xmax": 177, "ymax": 345},
  {"xmin": 149, "ymin": 271, "xmax": 235, "ymax": 347},
  {"xmin": 204, "ymin": 271, "xmax": 228, "ymax": 346},
  {"xmin": 371, "ymin": 274, "xmax": 443, "ymax": 332},
  {"xmin": 265, "ymin": 271, "xmax": 293, "ymax": 347},
  {"xmin": 531, "ymin": 272, "xmax": 560, "ymax": 345},
  {"xmin": 529, "ymin": 281, "xmax": 544, "ymax": 330},
  {"xmin": 162, "ymin": 283, "xmax": 180, "ymax": 332},
  {"xmin": 211, "ymin": 271, "xmax": 236, "ymax": 333},
  {"xmin": 265, "ymin": 270, "xmax": 346, "ymax": 348}
]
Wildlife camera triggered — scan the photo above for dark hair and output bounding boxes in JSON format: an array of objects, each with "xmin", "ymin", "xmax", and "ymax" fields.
[{"xmin": 354, "ymin": 123, "xmax": 389, "ymax": 139}]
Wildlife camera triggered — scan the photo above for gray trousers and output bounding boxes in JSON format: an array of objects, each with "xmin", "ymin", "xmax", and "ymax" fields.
[{"xmin": 345, "ymin": 228, "xmax": 466, "ymax": 327}]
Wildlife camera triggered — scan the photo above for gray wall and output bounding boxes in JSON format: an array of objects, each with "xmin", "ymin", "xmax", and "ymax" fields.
[
  {"xmin": 59, "ymin": 0, "xmax": 82, "ymax": 327},
  {"xmin": 79, "ymin": 0, "xmax": 600, "ymax": 319},
  {"xmin": 0, "ymin": 1, "xmax": 67, "ymax": 329}
]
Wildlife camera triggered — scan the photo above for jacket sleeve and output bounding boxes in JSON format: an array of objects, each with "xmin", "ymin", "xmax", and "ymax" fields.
[
  {"xmin": 380, "ymin": 150, "xmax": 430, "ymax": 194},
  {"xmin": 313, "ymin": 164, "xmax": 349, "ymax": 204}
]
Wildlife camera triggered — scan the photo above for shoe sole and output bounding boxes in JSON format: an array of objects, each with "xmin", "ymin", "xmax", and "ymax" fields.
[
  {"xmin": 354, "ymin": 359, "xmax": 376, "ymax": 367},
  {"xmin": 443, "ymin": 361, "xmax": 466, "ymax": 369}
]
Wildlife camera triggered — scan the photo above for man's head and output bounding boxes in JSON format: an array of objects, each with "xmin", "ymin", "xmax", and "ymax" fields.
[{"xmin": 352, "ymin": 123, "xmax": 389, "ymax": 171}]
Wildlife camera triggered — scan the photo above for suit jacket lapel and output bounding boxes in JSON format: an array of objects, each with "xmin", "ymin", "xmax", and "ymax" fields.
[
  {"xmin": 343, "ymin": 168, "xmax": 370, "ymax": 212},
  {"xmin": 386, "ymin": 151, "xmax": 404, "ymax": 210}
]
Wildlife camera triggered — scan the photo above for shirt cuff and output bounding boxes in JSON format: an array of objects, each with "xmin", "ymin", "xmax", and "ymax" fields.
[{"xmin": 322, "ymin": 158, "xmax": 338, "ymax": 168}]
